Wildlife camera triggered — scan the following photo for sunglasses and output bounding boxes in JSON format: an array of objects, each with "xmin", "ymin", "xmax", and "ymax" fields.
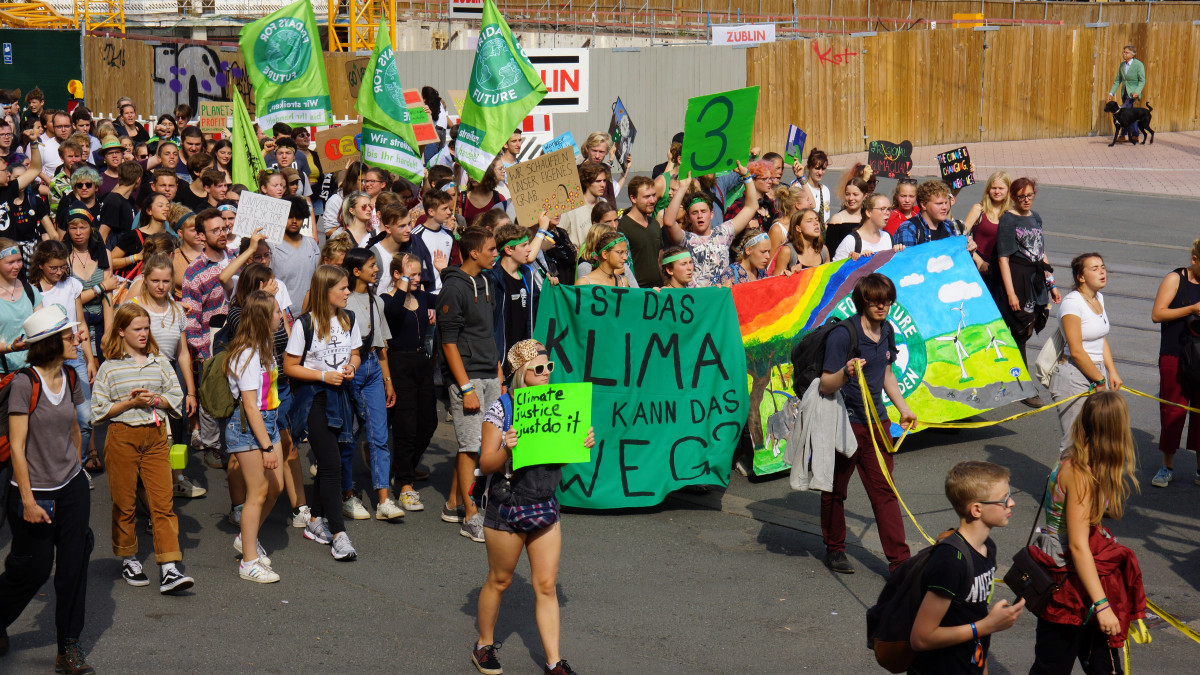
[
  {"xmin": 527, "ymin": 362, "xmax": 555, "ymax": 376},
  {"xmin": 75, "ymin": 182, "xmax": 95, "ymax": 189},
  {"xmin": 898, "ymin": 178, "xmax": 918, "ymax": 186},
  {"xmin": 288, "ymin": 180, "xmax": 301, "ymax": 186}
]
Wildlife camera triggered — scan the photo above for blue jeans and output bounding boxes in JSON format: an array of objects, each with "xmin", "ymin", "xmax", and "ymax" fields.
[
  {"xmin": 65, "ymin": 355, "xmax": 91, "ymax": 460},
  {"xmin": 1122, "ymin": 94, "xmax": 1141, "ymax": 138},
  {"xmin": 351, "ymin": 351, "xmax": 391, "ymax": 491}
]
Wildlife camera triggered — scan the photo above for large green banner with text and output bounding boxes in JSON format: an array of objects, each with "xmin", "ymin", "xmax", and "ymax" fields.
[
  {"xmin": 534, "ymin": 285, "xmax": 749, "ymax": 509},
  {"xmin": 238, "ymin": 0, "xmax": 332, "ymax": 127}
]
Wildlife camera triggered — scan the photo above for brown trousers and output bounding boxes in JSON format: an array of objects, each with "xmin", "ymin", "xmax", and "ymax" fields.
[{"xmin": 105, "ymin": 422, "xmax": 181, "ymax": 563}]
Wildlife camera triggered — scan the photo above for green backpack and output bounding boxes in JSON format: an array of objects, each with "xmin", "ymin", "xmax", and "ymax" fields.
[{"xmin": 197, "ymin": 349, "xmax": 238, "ymax": 420}]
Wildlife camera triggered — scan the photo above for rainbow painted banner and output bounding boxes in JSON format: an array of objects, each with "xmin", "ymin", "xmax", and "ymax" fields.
[{"xmin": 732, "ymin": 238, "xmax": 1037, "ymax": 476}]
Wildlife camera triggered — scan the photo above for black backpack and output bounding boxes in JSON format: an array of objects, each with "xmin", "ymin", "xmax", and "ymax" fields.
[
  {"xmin": 790, "ymin": 317, "xmax": 860, "ymax": 394},
  {"xmin": 866, "ymin": 531, "xmax": 975, "ymax": 673}
]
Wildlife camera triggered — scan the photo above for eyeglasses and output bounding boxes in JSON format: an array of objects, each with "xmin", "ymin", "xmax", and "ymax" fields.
[
  {"xmin": 0, "ymin": 132, "xmax": 12, "ymax": 138},
  {"xmin": 527, "ymin": 362, "xmax": 555, "ymax": 376},
  {"xmin": 75, "ymin": 182, "xmax": 95, "ymax": 189},
  {"xmin": 362, "ymin": 179, "xmax": 384, "ymax": 185},
  {"xmin": 1015, "ymin": 193, "xmax": 1036, "ymax": 201},
  {"xmin": 977, "ymin": 491, "xmax": 1012, "ymax": 507},
  {"xmin": 45, "ymin": 264, "xmax": 69, "ymax": 273},
  {"xmin": 865, "ymin": 299, "xmax": 893, "ymax": 308}
]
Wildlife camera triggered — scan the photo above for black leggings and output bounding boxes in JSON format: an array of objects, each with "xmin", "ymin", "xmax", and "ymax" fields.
[
  {"xmin": 1030, "ymin": 617, "xmax": 1124, "ymax": 675},
  {"xmin": 388, "ymin": 351, "xmax": 437, "ymax": 487},
  {"xmin": 307, "ymin": 391, "xmax": 347, "ymax": 535}
]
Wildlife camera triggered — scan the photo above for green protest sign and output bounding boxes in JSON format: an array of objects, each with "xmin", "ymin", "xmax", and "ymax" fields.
[
  {"xmin": 511, "ymin": 382, "xmax": 593, "ymax": 471},
  {"xmin": 238, "ymin": 0, "xmax": 331, "ymax": 128},
  {"xmin": 680, "ymin": 86, "xmax": 760, "ymax": 178},
  {"xmin": 362, "ymin": 121, "xmax": 425, "ymax": 184},
  {"xmin": 457, "ymin": 0, "xmax": 547, "ymax": 182},
  {"xmin": 533, "ymin": 285, "xmax": 749, "ymax": 509},
  {"xmin": 231, "ymin": 91, "xmax": 266, "ymax": 189},
  {"xmin": 355, "ymin": 17, "xmax": 421, "ymax": 156}
]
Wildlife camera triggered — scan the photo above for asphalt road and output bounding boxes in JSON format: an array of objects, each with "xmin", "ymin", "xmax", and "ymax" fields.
[{"xmin": 2, "ymin": 174, "xmax": 1199, "ymax": 673}]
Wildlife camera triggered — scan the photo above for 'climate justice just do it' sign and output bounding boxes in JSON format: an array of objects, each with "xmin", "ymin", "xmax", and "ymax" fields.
[
  {"xmin": 511, "ymin": 383, "xmax": 592, "ymax": 470},
  {"xmin": 534, "ymin": 285, "xmax": 749, "ymax": 509}
]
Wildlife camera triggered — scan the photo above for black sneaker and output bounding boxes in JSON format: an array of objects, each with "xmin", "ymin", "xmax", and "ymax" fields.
[
  {"xmin": 159, "ymin": 566, "xmax": 195, "ymax": 594},
  {"xmin": 121, "ymin": 559, "xmax": 149, "ymax": 587},
  {"xmin": 54, "ymin": 640, "xmax": 95, "ymax": 675},
  {"xmin": 0, "ymin": 627, "xmax": 8, "ymax": 656},
  {"xmin": 824, "ymin": 550, "xmax": 855, "ymax": 574},
  {"xmin": 546, "ymin": 659, "xmax": 577, "ymax": 674},
  {"xmin": 471, "ymin": 641, "xmax": 502, "ymax": 675}
]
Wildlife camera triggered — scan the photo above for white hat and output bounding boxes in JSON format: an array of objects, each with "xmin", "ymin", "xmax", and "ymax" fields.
[{"xmin": 22, "ymin": 304, "xmax": 79, "ymax": 344}]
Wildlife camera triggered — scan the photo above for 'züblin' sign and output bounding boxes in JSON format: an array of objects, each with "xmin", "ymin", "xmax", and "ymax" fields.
[
  {"xmin": 524, "ymin": 48, "xmax": 590, "ymax": 114},
  {"xmin": 711, "ymin": 23, "xmax": 776, "ymax": 46}
]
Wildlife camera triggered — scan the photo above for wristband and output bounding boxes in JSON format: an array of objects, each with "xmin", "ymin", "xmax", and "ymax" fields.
[
  {"xmin": 537, "ymin": 229, "xmax": 551, "ymax": 238},
  {"xmin": 970, "ymin": 622, "xmax": 978, "ymax": 640},
  {"xmin": 459, "ymin": 383, "xmax": 475, "ymax": 396},
  {"xmin": 743, "ymin": 175, "xmax": 755, "ymax": 185},
  {"xmin": 320, "ymin": 371, "xmax": 326, "ymax": 384}
]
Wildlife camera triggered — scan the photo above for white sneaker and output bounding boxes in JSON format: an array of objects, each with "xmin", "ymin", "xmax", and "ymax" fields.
[
  {"xmin": 290, "ymin": 505, "xmax": 312, "ymax": 528},
  {"xmin": 331, "ymin": 532, "xmax": 357, "ymax": 561},
  {"xmin": 234, "ymin": 534, "xmax": 272, "ymax": 568},
  {"xmin": 308, "ymin": 462, "xmax": 318, "ymax": 478},
  {"xmin": 399, "ymin": 490, "xmax": 425, "ymax": 512},
  {"xmin": 239, "ymin": 558, "xmax": 280, "ymax": 583},
  {"xmin": 227, "ymin": 504, "xmax": 243, "ymax": 526},
  {"xmin": 342, "ymin": 494, "xmax": 370, "ymax": 520},
  {"xmin": 303, "ymin": 517, "xmax": 333, "ymax": 545},
  {"xmin": 375, "ymin": 498, "xmax": 405, "ymax": 522},
  {"xmin": 173, "ymin": 474, "xmax": 207, "ymax": 498}
]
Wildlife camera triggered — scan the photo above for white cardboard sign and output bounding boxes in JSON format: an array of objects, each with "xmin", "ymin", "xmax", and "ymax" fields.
[{"xmin": 232, "ymin": 191, "xmax": 290, "ymax": 246}]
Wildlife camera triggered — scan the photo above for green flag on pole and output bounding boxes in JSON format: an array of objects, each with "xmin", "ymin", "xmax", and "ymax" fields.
[
  {"xmin": 355, "ymin": 18, "xmax": 420, "ymax": 156},
  {"xmin": 456, "ymin": 0, "xmax": 547, "ymax": 181},
  {"xmin": 238, "ymin": 0, "xmax": 331, "ymax": 128},
  {"xmin": 231, "ymin": 91, "xmax": 266, "ymax": 188},
  {"xmin": 361, "ymin": 121, "xmax": 425, "ymax": 184}
]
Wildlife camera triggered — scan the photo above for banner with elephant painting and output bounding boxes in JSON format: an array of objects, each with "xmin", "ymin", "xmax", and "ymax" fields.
[{"xmin": 732, "ymin": 238, "xmax": 1037, "ymax": 476}]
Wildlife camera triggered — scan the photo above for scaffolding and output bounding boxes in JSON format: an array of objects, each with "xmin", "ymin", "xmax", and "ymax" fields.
[
  {"xmin": 0, "ymin": 1, "xmax": 75, "ymax": 28},
  {"xmin": 74, "ymin": 0, "xmax": 125, "ymax": 32},
  {"xmin": 328, "ymin": 0, "xmax": 395, "ymax": 52}
]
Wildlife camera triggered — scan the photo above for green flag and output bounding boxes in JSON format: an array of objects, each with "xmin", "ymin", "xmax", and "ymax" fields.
[
  {"xmin": 238, "ymin": 0, "xmax": 331, "ymax": 128},
  {"xmin": 456, "ymin": 0, "xmax": 547, "ymax": 181},
  {"xmin": 355, "ymin": 18, "xmax": 420, "ymax": 155},
  {"xmin": 361, "ymin": 121, "xmax": 425, "ymax": 184},
  {"xmin": 231, "ymin": 91, "xmax": 266, "ymax": 188}
]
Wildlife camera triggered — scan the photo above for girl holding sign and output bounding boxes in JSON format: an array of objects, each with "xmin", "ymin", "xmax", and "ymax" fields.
[{"xmin": 473, "ymin": 339, "xmax": 594, "ymax": 675}]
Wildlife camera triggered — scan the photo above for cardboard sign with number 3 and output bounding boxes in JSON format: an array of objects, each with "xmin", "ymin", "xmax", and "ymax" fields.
[{"xmin": 680, "ymin": 86, "xmax": 760, "ymax": 178}]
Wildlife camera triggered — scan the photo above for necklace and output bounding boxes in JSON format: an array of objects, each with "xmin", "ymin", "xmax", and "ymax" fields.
[{"xmin": 0, "ymin": 279, "xmax": 19, "ymax": 301}]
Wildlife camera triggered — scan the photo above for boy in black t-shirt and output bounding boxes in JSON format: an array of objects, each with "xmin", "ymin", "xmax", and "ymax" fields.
[{"xmin": 909, "ymin": 461, "xmax": 1026, "ymax": 674}]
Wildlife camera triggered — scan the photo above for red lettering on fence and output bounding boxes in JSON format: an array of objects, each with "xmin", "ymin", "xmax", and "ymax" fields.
[{"xmin": 813, "ymin": 42, "xmax": 859, "ymax": 65}]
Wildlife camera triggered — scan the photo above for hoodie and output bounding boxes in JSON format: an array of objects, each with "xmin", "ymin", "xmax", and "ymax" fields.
[
  {"xmin": 436, "ymin": 266, "xmax": 500, "ymax": 380},
  {"xmin": 484, "ymin": 262, "xmax": 539, "ymax": 360}
]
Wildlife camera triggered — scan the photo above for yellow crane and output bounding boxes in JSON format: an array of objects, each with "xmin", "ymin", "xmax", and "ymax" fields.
[{"xmin": 329, "ymin": 0, "xmax": 395, "ymax": 52}]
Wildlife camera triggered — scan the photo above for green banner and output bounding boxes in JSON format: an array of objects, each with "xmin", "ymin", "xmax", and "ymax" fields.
[
  {"xmin": 362, "ymin": 121, "xmax": 425, "ymax": 184},
  {"xmin": 231, "ymin": 91, "xmax": 266, "ymax": 188},
  {"xmin": 355, "ymin": 18, "xmax": 421, "ymax": 155},
  {"xmin": 511, "ymin": 383, "xmax": 593, "ymax": 471},
  {"xmin": 534, "ymin": 285, "xmax": 749, "ymax": 509},
  {"xmin": 238, "ymin": 0, "xmax": 332, "ymax": 127},
  {"xmin": 456, "ymin": 0, "xmax": 548, "ymax": 181},
  {"xmin": 680, "ymin": 86, "xmax": 760, "ymax": 178}
]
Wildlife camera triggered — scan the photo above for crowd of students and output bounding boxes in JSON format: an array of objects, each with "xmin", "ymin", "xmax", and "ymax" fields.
[{"xmin": 0, "ymin": 85, "xmax": 1192, "ymax": 675}]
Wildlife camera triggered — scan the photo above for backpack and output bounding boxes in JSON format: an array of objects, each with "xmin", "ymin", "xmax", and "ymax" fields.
[
  {"xmin": 0, "ymin": 366, "xmax": 80, "ymax": 464},
  {"xmin": 470, "ymin": 393, "xmax": 512, "ymax": 508},
  {"xmin": 790, "ymin": 318, "xmax": 860, "ymax": 394},
  {"xmin": 866, "ymin": 531, "xmax": 975, "ymax": 673},
  {"xmin": 197, "ymin": 347, "xmax": 238, "ymax": 422}
]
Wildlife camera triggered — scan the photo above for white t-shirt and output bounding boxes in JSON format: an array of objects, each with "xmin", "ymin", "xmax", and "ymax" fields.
[
  {"xmin": 417, "ymin": 222, "xmax": 454, "ymax": 293},
  {"xmin": 227, "ymin": 347, "xmax": 279, "ymax": 411},
  {"xmin": 135, "ymin": 299, "xmax": 186, "ymax": 362},
  {"xmin": 834, "ymin": 230, "xmax": 894, "ymax": 261},
  {"xmin": 285, "ymin": 314, "xmax": 362, "ymax": 372},
  {"xmin": 1059, "ymin": 291, "xmax": 1109, "ymax": 362},
  {"xmin": 322, "ymin": 192, "xmax": 344, "ymax": 234},
  {"xmin": 40, "ymin": 277, "xmax": 83, "ymax": 323}
]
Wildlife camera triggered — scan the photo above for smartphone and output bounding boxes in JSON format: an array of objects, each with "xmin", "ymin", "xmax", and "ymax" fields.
[{"xmin": 17, "ymin": 498, "xmax": 55, "ymax": 521}]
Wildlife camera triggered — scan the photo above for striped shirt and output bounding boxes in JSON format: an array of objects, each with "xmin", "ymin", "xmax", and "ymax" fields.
[
  {"xmin": 90, "ymin": 353, "xmax": 184, "ymax": 426},
  {"xmin": 182, "ymin": 252, "xmax": 229, "ymax": 361}
]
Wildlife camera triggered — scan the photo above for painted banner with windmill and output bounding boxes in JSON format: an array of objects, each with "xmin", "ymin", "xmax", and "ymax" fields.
[{"xmin": 731, "ymin": 238, "xmax": 1036, "ymax": 476}]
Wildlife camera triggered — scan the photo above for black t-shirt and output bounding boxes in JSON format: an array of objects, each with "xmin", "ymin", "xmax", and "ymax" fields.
[
  {"xmin": 502, "ymin": 270, "xmax": 530, "ymax": 350},
  {"xmin": 909, "ymin": 536, "xmax": 997, "ymax": 675},
  {"xmin": 176, "ymin": 187, "xmax": 209, "ymax": 213},
  {"xmin": 821, "ymin": 315, "xmax": 896, "ymax": 424},
  {"xmin": 381, "ymin": 289, "xmax": 431, "ymax": 353},
  {"xmin": 0, "ymin": 182, "xmax": 49, "ymax": 243},
  {"xmin": 825, "ymin": 221, "xmax": 858, "ymax": 257},
  {"xmin": 116, "ymin": 123, "xmax": 151, "ymax": 145},
  {"xmin": 97, "ymin": 192, "xmax": 135, "ymax": 241}
]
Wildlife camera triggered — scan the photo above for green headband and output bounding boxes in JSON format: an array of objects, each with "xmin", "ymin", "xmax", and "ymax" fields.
[
  {"xmin": 503, "ymin": 235, "xmax": 530, "ymax": 250},
  {"xmin": 686, "ymin": 196, "xmax": 708, "ymax": 210},
  {"xmin": 662, "ymin": 251, "xmax": 692, "ymax": 265},
  {"xmin": 599, "ymin": 235, "xmax": 628, "ymax": 254}
]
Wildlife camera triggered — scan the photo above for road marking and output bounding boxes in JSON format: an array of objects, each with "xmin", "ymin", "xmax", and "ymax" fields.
[{"xmin": 1046, "ymin": 231, "xmax": 1190, "ymax": 251}]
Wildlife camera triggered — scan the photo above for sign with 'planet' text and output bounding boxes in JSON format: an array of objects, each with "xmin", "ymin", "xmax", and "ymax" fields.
[{"xmin": 534, "ymin": 285, "xmax": 749, "ymax": 509}]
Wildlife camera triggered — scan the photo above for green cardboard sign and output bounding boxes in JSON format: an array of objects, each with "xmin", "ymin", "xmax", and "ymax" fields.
[
  {"xmin": 511, "ymin": 382, "xmax": 593, "ymax": 470},
  {"xmin": 680, "ymin": 86, "xmax": 760, "ymax": 178}
]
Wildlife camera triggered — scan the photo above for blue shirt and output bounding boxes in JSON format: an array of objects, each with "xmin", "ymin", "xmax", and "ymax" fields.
[
  {"xmin": 894, "ymin": 212, "xmax": 958, "ymax": 248},
  {"xmin": 820, "ymin": 315, "xmax": 896, "ymax": 424}
]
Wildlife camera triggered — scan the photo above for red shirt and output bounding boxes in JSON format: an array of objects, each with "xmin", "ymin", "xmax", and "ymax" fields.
[{"xmin": 884, "ymin": 205, "xmax": 919, "ymax": 236}]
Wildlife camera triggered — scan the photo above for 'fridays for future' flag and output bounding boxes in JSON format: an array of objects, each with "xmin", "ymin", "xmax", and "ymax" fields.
[
  {"xmin": 238, "ymin": 0, "xmax": 331, "ymax": 128},
  {"xmin": 456, "ymin": 0, "xmax": 547, "ymax": 181},
  {"xmin": 356, "ymin": 18, "xmax": 424, "ymax": 184},
  {"xmin": 231, "ymin": 91, "xmax": 266, "ymax": 188}
]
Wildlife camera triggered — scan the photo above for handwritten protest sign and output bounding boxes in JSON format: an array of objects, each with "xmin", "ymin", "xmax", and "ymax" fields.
[
  {"xmin": 867, "ymin": 139, "xmax": 913, "ymax": 179},
  {"xmin": 314, "ymin": 123, "xmax": 362, "ymax": 173},
  {"xmin": 608, "ymin": 97, "xmax": 636, "ymax": 168},
  {"xmin": 504, "ymin": 147, "xmax": 585, "ymax": 228},
  {"xmin": 197, "ymin": 101, "xmax": 233, "ymax": 134},
  {"xmin": 534, "ymin": 285, "xmax": 749, "ymax": 509},
  {"xmin": 232, "ymin": 191, "xmax": 290, "ymax": 245},
  {"xmin": 937, "ymin": 146, "xmax": 975, "ymax": 189},
  {"xmin": 784, "ymin": 124, "xmax": 807, "ymax": 165},
  {"xmin": 542, "ymin": 131, "xmax": 578, "ymax": 157},
  {"xmin": 344, "ymin": 57, "xmax": 369, "ymax": 99},
  {"xmin": 733, "ymin": 238, "xmax": 1035, "ymax": 476},
  {"xmin": 511, "ymin": 383, "xmax": 593, "ymax": 470},
  {"xmin": 681, "ymin": 86, "xmax": 760, "ymax": 179},
  {"xmin": 447, "ymin": 89, "xmax": 468, "ymax": 120},
  {"xmin": 403, "ymin": 88, "xmax": 440, "ymax": 146}
]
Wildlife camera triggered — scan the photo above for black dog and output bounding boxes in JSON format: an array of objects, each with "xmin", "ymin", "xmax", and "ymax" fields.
[{"xmin": 1105, "ymin": 100, "xmax": 1155, "ymax": 146}]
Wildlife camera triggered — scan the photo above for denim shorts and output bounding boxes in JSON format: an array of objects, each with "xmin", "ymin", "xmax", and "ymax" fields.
[{"xmin": 225, "ymin": 408, "xmax": 280, "ymax": 453}]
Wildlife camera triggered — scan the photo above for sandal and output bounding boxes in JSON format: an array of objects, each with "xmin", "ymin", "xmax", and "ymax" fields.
[{"xmin": 83, "ymin": 446, "xmax": 103, "ymax": 473}]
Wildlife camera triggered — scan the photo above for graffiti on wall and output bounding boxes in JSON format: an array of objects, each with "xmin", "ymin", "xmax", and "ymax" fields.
[{"xmin": 152, "ymin": 44, "xmax": 255, "ymax": 115}]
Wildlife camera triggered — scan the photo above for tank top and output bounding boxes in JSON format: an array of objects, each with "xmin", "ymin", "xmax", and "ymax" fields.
[
  {"xmin": 73, "ymin": 267, "xmax": 105, "ymax": 323},
  {"xmin": 973, "ymin": 212, "xmax": 1000, "ymax": 263},
  {"xmin": 1160, "ymin": 267, "xmax": 1200, "ymax": 356},
  {"xmin": 1041, "ymin": 461, "xmax": 1067, "ymax": 537}
]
